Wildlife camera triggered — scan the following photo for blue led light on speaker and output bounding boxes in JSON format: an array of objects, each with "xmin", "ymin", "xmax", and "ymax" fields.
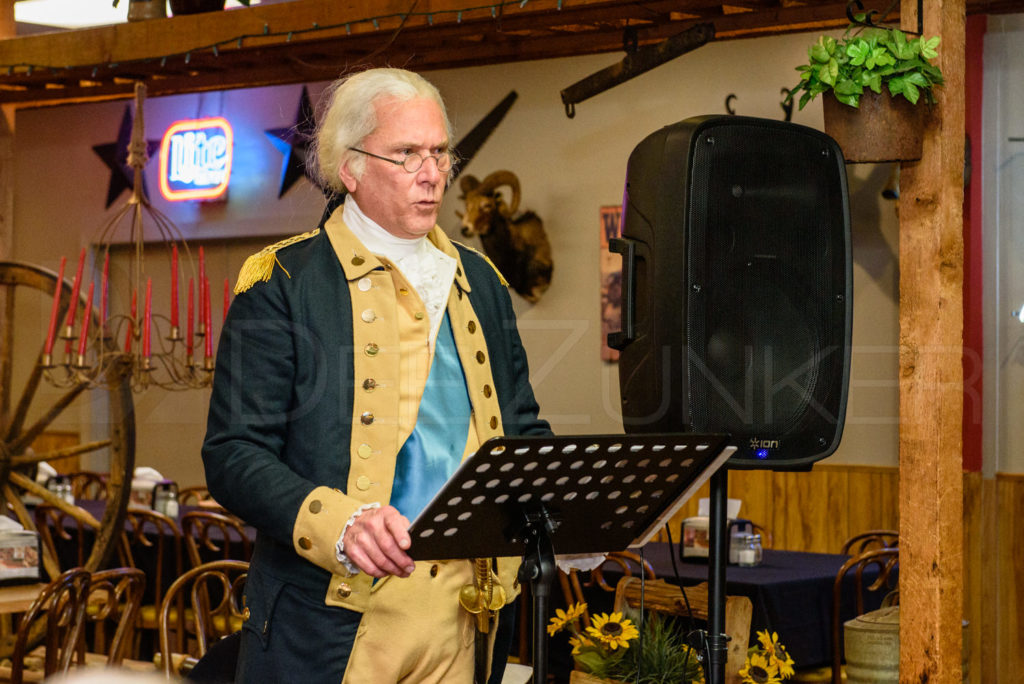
[{"xmin": 756, "ymin": 448, "xmax": 770, "ymax": 459}]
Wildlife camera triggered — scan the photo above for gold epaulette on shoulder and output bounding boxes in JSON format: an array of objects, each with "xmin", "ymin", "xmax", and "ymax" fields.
[
  {"xmin": 452, "ymin": 240, "xmax": 509, "ymax": 287},
  {"xmin": 234, "ymin": 229, "xmax": 320, "ymax": 294}
]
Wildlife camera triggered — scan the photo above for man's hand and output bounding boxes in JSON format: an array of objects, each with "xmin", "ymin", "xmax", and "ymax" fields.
[{"xmin": 342, "ymin": 505, "xmax": 415, "ymax": 578}]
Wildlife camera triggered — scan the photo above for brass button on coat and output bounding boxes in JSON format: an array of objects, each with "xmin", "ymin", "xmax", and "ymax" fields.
[
  {"xmin": 364, "ymin": 343, "xmax": 379, "ymax": 356},
  {"xmin": 298, "ymin": 537, "xmax": 312, "ymax": 550},
  {"xmin": 361, "ymin": 412, "xmax": 374, "ymax": 425},
  {"xmin": 490, "ymin": 416, "xmax": 498, "ymax": 429},
  {"xmin": 357, "ymin": 444, "xmax": 373, "ymax": 459},
  {"xmin": 399, "ymin": 288, "xmax": 409, "ymax": 296},
  {"xmin": 430, "ymin": 564, "xmax": 439, "ymax": 577},
  {"xmin": 483, "ymin": 384, "xmax": 493, "ymax": 398},
  {"xmin": 476, "ymin": 351, "xmax": 486, "ymax": 364},
  {"xmin": 337, "ymin": 583, "xmax": 352, "ymax": 599},
  {"xmin": 467, "ymin": 321, "xmax": 477, "ymax": 334},
  {"xmin": 351, "ymin": 256, "xmax": 365, "ymax": 266},
  {"xmin": 362, "ymin": 378, "xmax": 377, "ymax": 392},
  {"xmin": 308, "ymin": 500, "xmax": 322, "ymax": 514},
  {"xmin": 414, "ymin": 312, "xmax": 425, "ymax": 320},
  {"xmin": 356, "ymin": 475, "xmax": 371, "ymax": 491}
]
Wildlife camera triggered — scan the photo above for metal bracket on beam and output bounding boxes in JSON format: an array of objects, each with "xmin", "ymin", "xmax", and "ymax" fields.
[
  {"xmin": 560, "ymin": 22, "xmax": 715, "ymax": 119},
  {"xmin": 846, "ymin": 0, "xmax": 923, "ymax": 36}
]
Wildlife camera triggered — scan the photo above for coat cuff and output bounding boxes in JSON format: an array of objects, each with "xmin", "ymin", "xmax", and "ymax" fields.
[{"xmin": 292, "ymin": 486, "xmax": 362, "ymax": 575}]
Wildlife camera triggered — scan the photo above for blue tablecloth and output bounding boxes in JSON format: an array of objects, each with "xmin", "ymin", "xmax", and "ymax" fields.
[{"xmin": 593, "ymin": 544, "xmax": 885, "ymax": 669}]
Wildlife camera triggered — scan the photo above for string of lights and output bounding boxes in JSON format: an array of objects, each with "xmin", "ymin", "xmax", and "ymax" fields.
[{"xmin": 0, "ymin": 0, "xmax": 564, "ymax": 79}]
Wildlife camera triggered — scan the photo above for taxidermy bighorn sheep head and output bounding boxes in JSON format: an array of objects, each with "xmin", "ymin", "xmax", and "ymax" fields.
[{"xmin": 457, "ymin": 170, "xmax": 553, "ymax": 303}]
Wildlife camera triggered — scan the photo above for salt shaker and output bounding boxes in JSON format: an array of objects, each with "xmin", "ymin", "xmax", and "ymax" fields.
[
  {"xmin": 737, "ymin": 533, "xmax": 763, "ymax": 567},
  {"xmin": 152, "ymin": 480, "xmax": 180, "ymax": 518}
]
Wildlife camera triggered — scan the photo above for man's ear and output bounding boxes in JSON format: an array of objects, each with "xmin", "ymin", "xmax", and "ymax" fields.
[{"xmin": 339, "ymin": 161, "xmax": 358, "ymax": 194}]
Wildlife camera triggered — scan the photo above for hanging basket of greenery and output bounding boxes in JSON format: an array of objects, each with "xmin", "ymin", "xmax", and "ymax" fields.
[{"xmin": 785, "ymin": 20, "xmax": 944, "ymax": 163}]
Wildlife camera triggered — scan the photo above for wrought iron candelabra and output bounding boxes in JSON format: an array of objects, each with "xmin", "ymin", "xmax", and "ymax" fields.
[{"xmin": 40, "ymin": 82, "xmax": 219, "ymax": 392}]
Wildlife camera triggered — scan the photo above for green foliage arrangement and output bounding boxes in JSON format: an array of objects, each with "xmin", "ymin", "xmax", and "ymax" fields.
[{"xmin": 787, "ymin": 19, "xmax": 944, "ymax": 110}]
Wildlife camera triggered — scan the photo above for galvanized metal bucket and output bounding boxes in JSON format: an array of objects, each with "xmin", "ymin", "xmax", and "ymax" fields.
[{"xmin": 844, "ymin": 606, "xmax": 969, "ymax": 683}]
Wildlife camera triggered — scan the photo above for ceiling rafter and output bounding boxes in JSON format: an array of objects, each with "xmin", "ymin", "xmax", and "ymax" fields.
[{"xmin": 0, "ymin": 0, "xmax": 1018, "ymax": 106}]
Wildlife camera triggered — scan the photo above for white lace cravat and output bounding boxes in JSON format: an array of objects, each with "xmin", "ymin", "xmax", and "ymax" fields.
[{"xmin": 343, "ymin": 196, "xmax": 456, "ymax": 345}]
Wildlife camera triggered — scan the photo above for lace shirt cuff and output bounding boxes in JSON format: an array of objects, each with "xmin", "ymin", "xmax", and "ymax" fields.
[{"xmin": 334, "ymin": 502, "xmax": 381, "ymax": 576}]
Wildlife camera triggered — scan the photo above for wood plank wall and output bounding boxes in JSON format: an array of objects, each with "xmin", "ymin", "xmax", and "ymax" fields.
[{"xmin": 649, "ymin": 464, "xmax": 1023, "ymax": 683}]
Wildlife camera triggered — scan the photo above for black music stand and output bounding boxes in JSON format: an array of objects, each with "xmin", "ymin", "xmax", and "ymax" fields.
[{"xmin": 408, "ymin": 432, "xmax": 736, "ymax": 684}]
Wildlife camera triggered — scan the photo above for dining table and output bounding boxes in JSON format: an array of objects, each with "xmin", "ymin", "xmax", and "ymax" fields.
[{"xmin": 588, "ymin": 543, "xmax": 889, "ymax": 670}]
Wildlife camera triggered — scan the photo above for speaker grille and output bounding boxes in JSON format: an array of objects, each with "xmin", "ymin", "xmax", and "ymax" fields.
[{"xmin": 686, "ymin": 120, "xmax": 847, "ymax": 444}]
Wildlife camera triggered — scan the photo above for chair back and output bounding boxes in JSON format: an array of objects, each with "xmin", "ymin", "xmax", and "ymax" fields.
[
  {"xmin": 180, "ymin": 510, "xmax": 253, "ymax": 568},
  {"xmin": 841, "ymin": 529, "xmax": 899, "ymax": 556},
  {"xmin": 178, "ymin": 486, "xmax": 218, "ymax": 508},
  {"xmin": 158, "ymin": 560, "xmax": 249, "ymax": 677},
  {"xmin": 67, "ymin": 471, "xmax": 109, "ymax": 500},
  {"xmin": 82, "ymin": 567, "xmax": 146, "ymax": 666},
  {"xmin": 10, "ymin": 567, "xmax": 91, "ymax": 684},
  {"xmin": 557, "ymin": 551, "xmax": 656, "ymax": 629},
  {"xmin": 34, "ymin": 504, "xmax": 89, "ymax": 571},
  {"xmin": 831, "ymin": 546, "xmax": 900, "ymax": 684},
  {"xmin": 613, "ymin": 577, "xmax": 753, "ymax": 681},
  {"xmin": 117, "ymin": 508, "xmax": 184, "ymax": 613}
]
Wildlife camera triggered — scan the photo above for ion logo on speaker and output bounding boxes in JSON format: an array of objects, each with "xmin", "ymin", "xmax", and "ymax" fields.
[{"xmin": 611, "ymin": 115, "xmax": 852, "ymax": 471}]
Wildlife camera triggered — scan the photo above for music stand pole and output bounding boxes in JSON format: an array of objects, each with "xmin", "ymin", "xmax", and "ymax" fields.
[
  {"xmin": 706, "ymin": 467, "xmax": 729, "ymax": 684},
  {"xmin": 516, "ymin": 507, "xmax": 558, "ymax": 684}
]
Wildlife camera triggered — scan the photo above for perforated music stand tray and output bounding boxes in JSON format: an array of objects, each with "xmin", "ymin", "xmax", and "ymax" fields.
[{"xmin": 408, "ymin": 432, "xmax": 735, "ymax": 560}]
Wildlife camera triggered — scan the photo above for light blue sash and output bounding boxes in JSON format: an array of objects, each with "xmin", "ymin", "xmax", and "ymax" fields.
[{"xmin": 390, "ymin": 313, "xmax": 471, "ymax": 520}]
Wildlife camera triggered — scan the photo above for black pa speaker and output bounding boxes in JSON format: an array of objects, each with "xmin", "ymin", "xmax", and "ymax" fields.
[{"xmin": 610, "ymin": 115, "xmax": 852, "ymax": 470}]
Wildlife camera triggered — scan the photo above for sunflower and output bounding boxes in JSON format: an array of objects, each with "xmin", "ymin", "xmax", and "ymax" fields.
[
  {"xmin": 547, "ymin": 602, "xmax": 587, "ymax": 636},
  {"xmin": 568, "ymin": 634, "xmax": 593, "ymax": 656},
  {"xmin": 739, "ymin": 652, "xmax": 782, "ymax": 684},
  {"xmin": 585, "ymin": 611, "xmax": 640, "ymax": 650},
  {"xmin": 756, "ymin": 630, "xmax": 780, "ymax": 658},
  {"xmin": 755, "ymin": 630, "xmax": 795, "ymax": 678}
]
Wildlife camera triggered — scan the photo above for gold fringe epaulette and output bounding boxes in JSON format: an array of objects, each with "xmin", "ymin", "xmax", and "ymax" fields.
[
  {"xmin": 452, "ymin": 240, "xmax": 509, "ymax": 287},
  {"xmin": 234, "ymin": 229, "xmax": 320, "ymax": 294}
]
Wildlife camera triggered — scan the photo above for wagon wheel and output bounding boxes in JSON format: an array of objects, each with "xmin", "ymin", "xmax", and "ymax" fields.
[{"xmin": 0, "ymin": 260, "xmax": 135, "ymax": 583}]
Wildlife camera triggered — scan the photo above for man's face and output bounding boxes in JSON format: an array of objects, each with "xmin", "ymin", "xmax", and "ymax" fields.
[{"xmin": 340, "ymin": 96, "xmax": 449, "ymax": 240}]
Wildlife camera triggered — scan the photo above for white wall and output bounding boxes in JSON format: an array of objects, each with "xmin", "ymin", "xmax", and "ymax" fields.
[{"xmin": 9, "ymin": 29, "xmax": 902, "ymax": 486}]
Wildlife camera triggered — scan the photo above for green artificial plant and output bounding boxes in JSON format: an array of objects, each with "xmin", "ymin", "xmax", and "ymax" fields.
[{"xmin": 786, "ymin": 17, "xmax": 944, "ymax": 110}]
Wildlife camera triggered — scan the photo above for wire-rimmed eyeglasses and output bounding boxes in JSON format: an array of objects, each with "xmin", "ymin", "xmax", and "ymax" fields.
[{"xmin": 348, "ymin": 147, "xmax": 453, "ymax": 173}]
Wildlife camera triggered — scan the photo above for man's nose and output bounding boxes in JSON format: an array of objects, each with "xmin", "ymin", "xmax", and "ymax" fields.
[{"xmin": 417, "ymin": 156, "xmax": 444, "ymax": 182}]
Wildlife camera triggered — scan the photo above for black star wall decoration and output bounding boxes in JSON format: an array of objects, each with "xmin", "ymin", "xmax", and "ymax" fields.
[
  {"xmin": 91, "ymin": 105, "xmax": 160, "ymax": 209},
  {"xmin": 265, "ymin": 86, "xmax": 325, "ymax": 198}
]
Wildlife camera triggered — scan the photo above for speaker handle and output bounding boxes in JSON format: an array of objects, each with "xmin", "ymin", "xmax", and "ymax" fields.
[{"xmin": 607, "ymin": 237, "xmax": 636, "ymax": 350}]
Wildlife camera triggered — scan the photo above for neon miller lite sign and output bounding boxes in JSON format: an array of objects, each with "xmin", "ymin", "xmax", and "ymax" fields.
[{"xmin": 159, "ymin": 117, "xmax": 233, "ymax": 201}]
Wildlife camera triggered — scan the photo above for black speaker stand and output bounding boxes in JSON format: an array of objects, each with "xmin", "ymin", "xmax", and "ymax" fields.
[{"xmin": 705, "ymin": 467, "xmax": 730, "ymax": 684}]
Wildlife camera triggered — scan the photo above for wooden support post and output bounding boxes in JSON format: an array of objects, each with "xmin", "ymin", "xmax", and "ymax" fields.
[{"xmin": 898, "ymin": 0, "xmax": 966, "ymax": 682}]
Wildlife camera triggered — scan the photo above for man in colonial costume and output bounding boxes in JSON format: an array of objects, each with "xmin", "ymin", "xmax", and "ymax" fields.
[{"xmin": 203, "ymin": 67, "xmax": 550, "ymax": 683}]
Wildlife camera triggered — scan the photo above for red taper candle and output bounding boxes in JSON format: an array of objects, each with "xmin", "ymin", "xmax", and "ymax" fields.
[
  {"xmin": 44, "ymin": 256, "xmax": 67, "ymax": 356},
  {"xmin": 198, "ymin": 246, "xmax": 206, "ymax": 327},
  {"xmin": 187, "ymin": 277, "xmax": 195, "ymax": 358},
  {"xmin": 204, "ymin": 276, "xmax": 213, "ymax": 359},
  {"xmin": 77, "ymin": 281, "xmax": 95, "ymax": 358},
  {"xmin": 142, "ymin": 278, "xmax": 153, "ymax": 359}
]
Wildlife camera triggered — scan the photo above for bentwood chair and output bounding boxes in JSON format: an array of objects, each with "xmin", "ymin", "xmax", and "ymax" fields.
[
  {"xmin": 177, "ymin": 486, "xmax": 221, "ymax": 509},
  {"xmin": 180, "ymin": 510, "xmax": 253, "ymax": 569},
  {"xmin": 79, "ymin": 567, "xmax": 146, "ymax": 667},
  {"xmin": 557, "ymin": 550, "xmax": 656, "ymax": 628},
  {"xmin": 158, "ymin": 560, "xmax": 249, "ymax": 678},
  {"xmin": 34, "ymin": 504, "xmax": 89, "ymax": 571},
  {"xmin": 67, "ymin": 471, "xmax": 109, "ymax": 501},
  {"xmin": 831, "ymin": 546, "xmax": 900, "ymax": 684},
  {"xmin": 116, "ymin": 509, "xmax": 184, "ymax": 655},
  {"xmin": 5, "ymin": 568, "xmax": 91, "ymax": 684},
  {"xmin": 840, "ymin": 529, "xmax": 899, "ymax": 556}
]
